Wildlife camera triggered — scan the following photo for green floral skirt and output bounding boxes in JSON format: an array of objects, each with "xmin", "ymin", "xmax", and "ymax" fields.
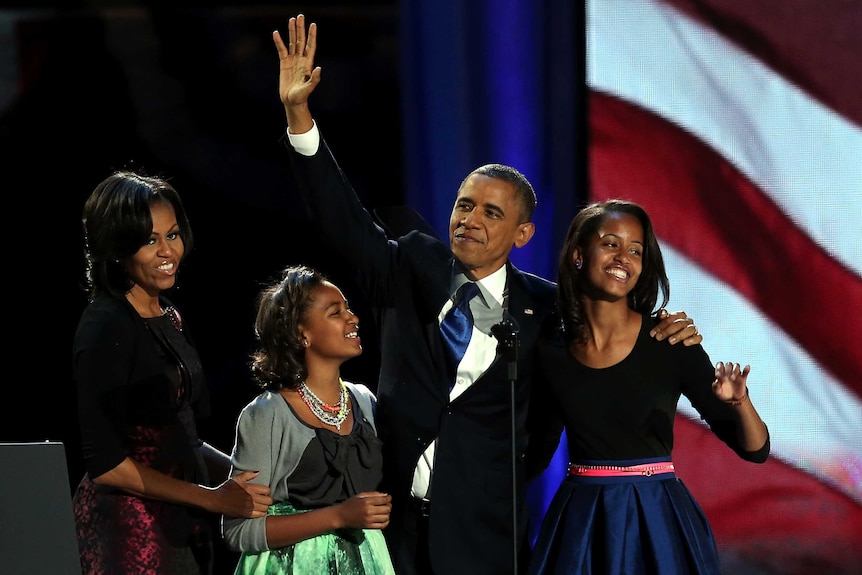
[{"xmin": 234, "ymin": 501, "xmax": 395, "ymax": 575}]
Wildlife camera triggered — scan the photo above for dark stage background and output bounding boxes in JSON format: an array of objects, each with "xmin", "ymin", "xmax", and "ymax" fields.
[{"xmin": 4, "ymin": 3, "xmax": 399, "ymax": 463}]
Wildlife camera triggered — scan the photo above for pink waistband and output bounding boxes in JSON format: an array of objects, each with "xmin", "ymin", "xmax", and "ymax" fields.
[{"xmin": 568, "ymin": 462, "xmax": 675, "ymax": 477}]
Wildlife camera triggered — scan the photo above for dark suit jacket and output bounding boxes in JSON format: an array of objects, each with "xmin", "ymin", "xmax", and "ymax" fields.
[{"xmin": 286, "ymin": 136, "xmax": 557, "ymax": 575}]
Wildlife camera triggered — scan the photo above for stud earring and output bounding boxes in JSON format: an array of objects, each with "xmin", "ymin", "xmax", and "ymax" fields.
[
  {"xmin": 302, "ymin": 339, "xmax": 309, "ymax": 348},
  {"xmin": 575, "ymin": 260, "xmax": 582, "ymax": 269}
]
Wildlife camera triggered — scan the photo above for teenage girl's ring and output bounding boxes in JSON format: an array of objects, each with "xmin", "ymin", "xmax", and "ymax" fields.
[{"xmin": 692, "ymin": 325, "xmax": 698, "ymax": 335}]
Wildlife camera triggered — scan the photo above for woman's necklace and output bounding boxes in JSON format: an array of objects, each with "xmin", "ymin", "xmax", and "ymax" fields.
[{"xmin": 296, "ymin": 379, "xmax": 350, "ymax": 431}]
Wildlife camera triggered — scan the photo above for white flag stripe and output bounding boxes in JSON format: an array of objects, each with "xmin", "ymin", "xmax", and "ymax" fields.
[
  {"xmin": 663, "ymin": 244, "xmax": 862, "ymax": 504},
  {"xmin": 588, "ymin": 0, "xmax": 862, "ymax": 279}
]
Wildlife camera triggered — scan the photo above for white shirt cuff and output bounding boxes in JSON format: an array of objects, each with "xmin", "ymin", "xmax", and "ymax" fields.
[{"xmin": 286, "ymin": 121, "xmax": 320, "ymax": 156}]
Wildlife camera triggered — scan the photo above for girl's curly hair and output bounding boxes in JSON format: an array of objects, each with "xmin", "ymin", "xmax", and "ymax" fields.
[{"xmin": 250, "ymin": 265, "xmax": 328, "ymax": 391}]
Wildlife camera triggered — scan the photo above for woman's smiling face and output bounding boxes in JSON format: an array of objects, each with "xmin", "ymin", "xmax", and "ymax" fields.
[{"xmin": 124, "ymin": 200, "xmax": 184, "ymax": 298}]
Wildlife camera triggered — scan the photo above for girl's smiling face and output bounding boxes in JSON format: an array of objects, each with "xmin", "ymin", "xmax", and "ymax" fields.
[{"xmin": 580, "ymin": 212, "xmax": 644, "ymax": 301}]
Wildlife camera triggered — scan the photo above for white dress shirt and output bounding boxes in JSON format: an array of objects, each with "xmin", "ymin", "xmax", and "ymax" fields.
[{"xmin": 411, "ymin": 265, "xmax": 508, "ymax": 500}]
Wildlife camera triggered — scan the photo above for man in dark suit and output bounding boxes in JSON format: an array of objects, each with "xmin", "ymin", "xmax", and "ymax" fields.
[{"xmin": 271, "ymin": 15, "xmax": 701, "ymax": 575}]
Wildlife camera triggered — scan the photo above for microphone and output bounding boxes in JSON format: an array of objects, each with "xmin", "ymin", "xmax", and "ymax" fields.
[
  {"xmin": 491, "ymin": 312, "xmax": 520, "ymax": 380},
  {"xmin": 492, "ymin": 311, "xmax": 521, "ymax": 573}
]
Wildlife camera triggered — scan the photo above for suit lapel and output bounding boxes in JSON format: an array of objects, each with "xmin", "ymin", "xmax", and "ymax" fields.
[
  {"xmin": 457, "ymin": 263, "xmax": 540, "ymax": 393},
  {"xmin": 502, "ymin": 264, "xmax": 542, "ymax": 365}
]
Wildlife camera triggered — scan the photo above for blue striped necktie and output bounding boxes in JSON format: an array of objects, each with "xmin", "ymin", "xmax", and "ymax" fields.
[{"xmin": 440, "ymin": 282, "xmax": 480, "ymax": 385}]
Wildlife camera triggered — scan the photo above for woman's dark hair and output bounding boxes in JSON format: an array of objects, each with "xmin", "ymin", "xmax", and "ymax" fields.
[
  {"xmin": 81, "ymin": 170, "xmax": 193, "ymax": 301},
  {"xmin": 557, "ymin": 199, "xmax": 669, "ymax": 343},
  {"xmin": 251, "ymin": 265, "xmax": 328, "ymax": 391}
]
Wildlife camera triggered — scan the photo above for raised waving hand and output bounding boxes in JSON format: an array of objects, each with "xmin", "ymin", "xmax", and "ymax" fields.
[{"xmin": 273, "ymin": 14, "xmax": 320, "ymax": 133}]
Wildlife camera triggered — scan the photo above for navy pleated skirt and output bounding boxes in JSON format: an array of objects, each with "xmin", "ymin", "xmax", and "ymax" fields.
[{"xmin": 527, "ymin": 457, "xmax": 721, "ymax": 575}]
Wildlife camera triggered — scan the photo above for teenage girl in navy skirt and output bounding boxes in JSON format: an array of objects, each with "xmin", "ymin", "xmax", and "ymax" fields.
[{"xmin": 526, "ymin": 200, "xmax": 770, "ymax": 574}]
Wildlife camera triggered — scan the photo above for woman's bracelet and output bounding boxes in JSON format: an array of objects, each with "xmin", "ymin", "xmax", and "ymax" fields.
[{"xmin": 725, "ymin": 387, "xmax": 749, "ymax": 406}]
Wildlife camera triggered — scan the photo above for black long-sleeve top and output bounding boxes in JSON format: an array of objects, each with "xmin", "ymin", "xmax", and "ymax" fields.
[{"xmin": 526, "ymin": 313, "xmax": 769, "ymax": 477}]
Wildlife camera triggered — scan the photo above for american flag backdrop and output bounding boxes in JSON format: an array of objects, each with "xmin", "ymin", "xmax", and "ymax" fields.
[{"xmin": 587, "ymin": 1, "xmax": 862, "ymax": 573}]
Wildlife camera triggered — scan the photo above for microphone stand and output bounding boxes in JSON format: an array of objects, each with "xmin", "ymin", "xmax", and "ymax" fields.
[{"xmin": 492, "ymin": 317, "xmax": 520, "ymax": 574}]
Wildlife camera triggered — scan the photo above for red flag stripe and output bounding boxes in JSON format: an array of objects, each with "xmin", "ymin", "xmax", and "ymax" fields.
[
  {"xmin": 673, "ymin": 417, "xmax": 862, "ymax": 575},
  {"xmin": 587, "ymin": 0, "xmax": 862, "ymax": 279},
  {"xmin": 658, "ymin": 0, "xmax": 862, "ymax": 127},
  {"xmin": 589, "ymin": 89, "xmax": 862, "ymax": 395}
]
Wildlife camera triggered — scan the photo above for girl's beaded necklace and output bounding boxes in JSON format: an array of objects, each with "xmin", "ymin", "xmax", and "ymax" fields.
[{"xmin": 297, "ymin": 379, "xmax": 350, "ymax": 431}]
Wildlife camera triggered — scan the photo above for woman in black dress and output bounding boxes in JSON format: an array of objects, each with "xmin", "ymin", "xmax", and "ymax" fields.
[{"xmin": 72, "ymin": 170, "xmax": 273, "ymax": 574}]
